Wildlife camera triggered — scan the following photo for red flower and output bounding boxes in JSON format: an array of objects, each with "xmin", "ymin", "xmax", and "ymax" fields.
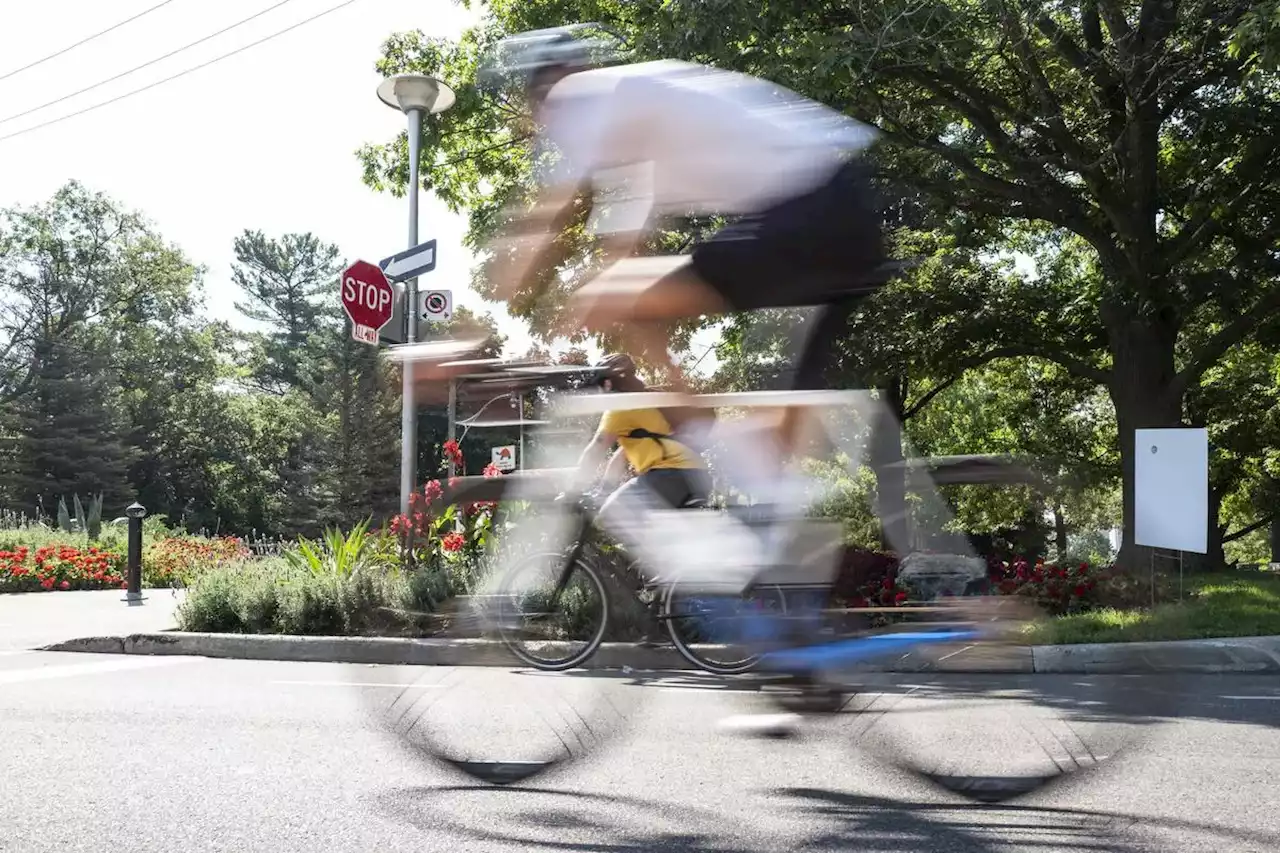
[
  {"xmin": 1077, "ymin": 564, "xmax": 1088, "ymax": 576},
  {"xmin": 423, "ymin": 479, "xmax": 443, "ymax": 504},
  {"xmin": 894, "ymin": 590, "xmax": 909, "ymax": 604},
  {"xmin": 882, "ymin": 578, "xmax": 894, "ymax": 590},
  {"xmin": 443, "ymin": 439, "xmax": 464, "ymax": 469},
  {"xmin": 441, "ymin": 532, "xmax": 465, "ymax": 553},
  {"xmin": 483, "ymin": 462, "xmax": 503, "ymax": 478},
  {"xmin": 40, "ymin": 578, "xmax": 54, "ymax": 590},
  {"xmin": 1072, "ymin": 584, "xmax": 1088, "ymax": 597},
  {"xmin": 59, "ymin": 580, "xmax": 70, "ymax": 590}
]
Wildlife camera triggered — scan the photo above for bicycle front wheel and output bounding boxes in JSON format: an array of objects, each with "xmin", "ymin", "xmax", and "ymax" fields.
[{"xmin": 496, "ymin": 550, "xmax": 610, "ymax": 671}]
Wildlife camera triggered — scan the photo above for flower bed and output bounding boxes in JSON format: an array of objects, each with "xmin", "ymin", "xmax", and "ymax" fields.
[
  {"xmin": 0, "ymin": 531, "xmax": 252, "ymax": 594},
  {"xmin": 0, "ymin": 544, "xmax": 125, "ymax": 592},
  {"xmin": 827, "ymin": 548, "xmax": 1148, "ymax": 617},
  {"xmin": 144, "ymin": 535, "xmax": 250, "ymax": 587}
]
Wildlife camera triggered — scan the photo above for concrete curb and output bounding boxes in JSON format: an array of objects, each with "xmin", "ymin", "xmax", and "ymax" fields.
[{"xmin": 40, "ymin": 632, "xmax": 1280, "ymax": 674}]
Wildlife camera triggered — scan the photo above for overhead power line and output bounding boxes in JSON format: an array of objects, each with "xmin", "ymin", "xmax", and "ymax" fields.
[
  {"xmin": 0, "ymin": 0, "xmax": 361, "ymax": 145},
  {"xmin": 0, "ymin": 0, "xmax": 184, "ymax": 84},
  {"xmin": 0, "ymin": 0, "xmax": 302, "ymax": 127}
]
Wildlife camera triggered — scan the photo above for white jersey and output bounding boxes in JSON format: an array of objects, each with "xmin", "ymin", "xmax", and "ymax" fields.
[{"xmin": 536, "ymin": 60, "xmax": 877, "ymax": 230}]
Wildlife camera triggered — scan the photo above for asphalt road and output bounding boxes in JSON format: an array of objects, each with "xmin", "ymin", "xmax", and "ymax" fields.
[{"xmin": 1, "ymin": 651, "xmax": 1278, "ymax": 853}]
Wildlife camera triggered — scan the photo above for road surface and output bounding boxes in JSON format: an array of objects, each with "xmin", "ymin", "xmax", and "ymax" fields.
[{"xmin": 1, "ymin": 651, "xmax": 1278, "ymax": 852}]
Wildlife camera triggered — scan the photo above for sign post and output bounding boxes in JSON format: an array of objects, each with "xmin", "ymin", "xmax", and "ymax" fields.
[{"xmin": 340, "ymin": 261, "xmax": 395, "ymax": 345}]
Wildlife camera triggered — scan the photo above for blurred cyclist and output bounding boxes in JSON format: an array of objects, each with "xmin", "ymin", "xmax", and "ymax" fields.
[{"xmin": 478, "ymin": 25, "xmax": 886, "ymax": 733}]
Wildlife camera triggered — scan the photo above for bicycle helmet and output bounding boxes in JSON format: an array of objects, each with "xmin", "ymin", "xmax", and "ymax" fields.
[
  {"xmin": 596, "ymin": 352, "xmax": 637, "ymax": 380},
  {"xmin": 475, "ymin": 23, "xmax": 630, "ymax": 97}
]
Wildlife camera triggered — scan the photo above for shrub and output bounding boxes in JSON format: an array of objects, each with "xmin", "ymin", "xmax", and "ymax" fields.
[{"xmin": 175, "ymin": 523, "xmax": 469, "ymax": 637}]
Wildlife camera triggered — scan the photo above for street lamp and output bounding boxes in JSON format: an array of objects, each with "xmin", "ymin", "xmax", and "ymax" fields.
[{"xmin": 377, "ymin": 73, "xmax": 456, "ymax": 515}]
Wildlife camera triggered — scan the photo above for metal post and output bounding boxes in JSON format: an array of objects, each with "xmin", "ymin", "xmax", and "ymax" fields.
[
  {"xmin": 518, "ymin": 392, "xmax": 525, "ymax": 471},
  {"xmin": 124, "ymin": 502, "xmax": 146, "ymax": 605},
  {"xmin": 399, "ymin": 106, "xmax": 424, "ymax": 516},
  {"xmin": 447, "ymin": 378, "xmax": 458, "ymax": 478}
]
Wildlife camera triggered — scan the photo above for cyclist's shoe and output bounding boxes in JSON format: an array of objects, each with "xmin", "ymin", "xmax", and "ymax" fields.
[{"xmin": 715, "ymin": 712, "xmax": 803, "ymax": 739}]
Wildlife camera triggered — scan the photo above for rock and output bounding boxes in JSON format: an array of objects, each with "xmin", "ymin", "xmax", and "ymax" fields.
[{"xmin": 898, "ymin": 552, "xmax": 989, "ymax": 600}]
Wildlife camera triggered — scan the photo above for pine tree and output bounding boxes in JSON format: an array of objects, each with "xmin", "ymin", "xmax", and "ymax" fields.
[{"xmin": 9, "ymin": 338, "xmax": 135, "ymax": 516}]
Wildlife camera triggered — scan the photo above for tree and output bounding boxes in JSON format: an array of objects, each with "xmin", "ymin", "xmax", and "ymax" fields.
[
  {"xmin": 362, "ymin": 0, "xmax": 1280, "ymax": 568},
  {"xmin": 0, "ymin": 182, "xmax": 194, "ymax": 515},
  {"xmin": 7, "ymin": 337, "xmax": 134, "ymax": 515},
  {"xmin": 231, "ymin": 230, "xmax": 341, "ymax": 394}
]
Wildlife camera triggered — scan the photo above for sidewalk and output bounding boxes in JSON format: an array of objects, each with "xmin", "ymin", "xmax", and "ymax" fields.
[{"xmin": 0, "ymin": 590, "xmax": 181, "ymax": 653}]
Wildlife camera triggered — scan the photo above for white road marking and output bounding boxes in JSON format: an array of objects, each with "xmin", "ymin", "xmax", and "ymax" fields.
[
  {"xmin": 271, "ymin": 680, "xmax": 444, "ymax": 689},
  {"xmin": 0, "ymin": 656, "xmax": 185, "ymax": 685},
  {"xmin": 1220, "ymin": 695, "xmax": 1280, "ymax": 701}
]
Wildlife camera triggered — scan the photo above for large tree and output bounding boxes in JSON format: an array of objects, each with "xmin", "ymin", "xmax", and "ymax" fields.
[{"xmin": 361, "ymin": 0, "xmax": 1280, "ymax": 567}]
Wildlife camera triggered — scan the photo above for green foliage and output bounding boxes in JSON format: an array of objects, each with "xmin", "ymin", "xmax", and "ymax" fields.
[
  {"xmin": 174, "ymin": 553, "xmax": 466, "ymax": 637},
  {"xmin": 1026, "ymin": 572, "xmax": 1280, "ymax": 644},
  {"xmin": 359, "ymin": 0, "xmax": 1280, "ymax": 570},
  {"xmin": 56, "ymin": 498, "xmax": 71, "ymax": 535}
]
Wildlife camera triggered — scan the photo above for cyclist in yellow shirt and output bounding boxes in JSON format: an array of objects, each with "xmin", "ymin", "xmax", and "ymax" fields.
[{"xmin": 575, "ymin": 353, "xmax": 711, "ymax": 514}]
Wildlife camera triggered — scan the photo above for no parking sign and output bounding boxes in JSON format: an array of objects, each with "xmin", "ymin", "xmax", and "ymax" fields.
[{"xmin": 420, "ymin": 289, "xmax": 453, "ymax": 324}]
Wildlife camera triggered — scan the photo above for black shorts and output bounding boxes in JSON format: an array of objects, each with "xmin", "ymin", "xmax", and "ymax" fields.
[{"xmin": 689, "ymin": 159, "xmax": 887, "ymax": 312}]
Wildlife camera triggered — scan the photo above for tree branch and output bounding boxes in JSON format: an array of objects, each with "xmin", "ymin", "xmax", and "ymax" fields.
[
  {"xmin": 1222, "ymin": 513, "xmax": 1276, "ymax": 544},
  {"xmin": 1174, "ymin": 283, "xmax": 1280, "ymax": 392},
  {"xmin": 903, "ymin": 375, "xmax": 960, "ymax": 419},
  {"xmin": 1165, "ymin": 137, "xmax": 1280, "ymax": 268}
]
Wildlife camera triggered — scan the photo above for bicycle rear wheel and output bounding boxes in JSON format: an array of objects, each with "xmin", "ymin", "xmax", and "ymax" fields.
[{"xmin": 496, "ymin": 550, "xmax": 609, "ymax": 671}]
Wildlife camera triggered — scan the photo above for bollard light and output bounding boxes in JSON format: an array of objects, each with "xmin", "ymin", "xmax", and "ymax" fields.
[{"xmin": 123, "ymin": 502, "xmax": 146, "ymax": 605}]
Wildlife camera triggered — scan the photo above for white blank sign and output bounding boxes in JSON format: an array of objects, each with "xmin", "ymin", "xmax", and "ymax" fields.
[{"xmin": 1134, "ymin": 428, "xmax": 1208, "ymax": 554}]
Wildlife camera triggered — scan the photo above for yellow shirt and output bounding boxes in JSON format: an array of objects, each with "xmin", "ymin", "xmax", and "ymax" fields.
[{"xmin": 601, "ymin": 408, "xmax": 703, "ymax": 474}]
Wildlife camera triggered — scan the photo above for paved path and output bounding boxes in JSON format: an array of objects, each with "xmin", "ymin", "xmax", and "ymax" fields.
[
  {"xmin": 0, "ymin": 590, "xmax": 180, "ymax": 652},
  {"xmin": 0, "ymin": 652, "xmax": 1278, "ymax": 852}
]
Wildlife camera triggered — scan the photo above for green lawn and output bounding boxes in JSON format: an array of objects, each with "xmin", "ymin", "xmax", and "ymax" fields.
[{"xmin": 1025, "ymin": 571, "xmax": 1280, "ymax": 645}]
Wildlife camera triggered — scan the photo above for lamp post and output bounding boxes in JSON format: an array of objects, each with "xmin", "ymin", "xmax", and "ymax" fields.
[{"xmin": 377, "ymin": 74, "xmax": 456, "ymax": 516}]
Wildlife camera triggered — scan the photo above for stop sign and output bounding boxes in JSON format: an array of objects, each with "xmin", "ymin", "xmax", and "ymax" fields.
[{"xmin": 340, "ymin": 260, "xmax": 394, "ymax": 332}]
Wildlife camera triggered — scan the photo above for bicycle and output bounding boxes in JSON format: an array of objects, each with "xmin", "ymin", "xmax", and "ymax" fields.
[
  {"xmin": 379, "ymin": 263, "xmax": 1138, "ymax": 802},
  {"xmin": 492, "ymin": 486, "xmax": 791, "ymax": 675}
]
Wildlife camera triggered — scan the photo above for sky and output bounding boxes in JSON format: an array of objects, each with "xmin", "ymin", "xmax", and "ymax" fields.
[{"xmin": 0, "ymin": 0, "xmax": 544, "ymax": 354}]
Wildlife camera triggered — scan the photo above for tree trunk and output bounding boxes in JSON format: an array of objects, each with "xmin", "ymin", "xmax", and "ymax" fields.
[
  {"xmin": 1107, "ymin": 316, "xmax": 1184, "ymax": 572},
  {"xmin": 1270, "ymin": 517, "xmax": 1280, "ymax": 565},
  {"xmin": 1193, "ymin": 485, "xmax": 1228, "ymax": 572},
  {"xmin": 1053, "ymin": 503, "xmax": 1068, "ymax": 558},
  {"xmin": 870, "ymin": 379, "xmax": 909, "ymax": 554}
]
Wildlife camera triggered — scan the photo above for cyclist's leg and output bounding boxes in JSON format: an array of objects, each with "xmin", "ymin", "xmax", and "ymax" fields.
[{"xmin": 597, "ymin": 467, "xmax": 710, "ymax": 645}]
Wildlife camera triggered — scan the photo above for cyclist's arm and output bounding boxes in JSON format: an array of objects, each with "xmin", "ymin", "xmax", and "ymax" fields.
[
  {"xmin": 489, "ymin": 179, "xmax": 589, "ymax": 302},
  {"xmin": 599, "ymin": 446, "xmax": 629, "ymax": 489},
  {"xmin": 572, "ymin": 419, "xmax": 618, "ymax": 491}
]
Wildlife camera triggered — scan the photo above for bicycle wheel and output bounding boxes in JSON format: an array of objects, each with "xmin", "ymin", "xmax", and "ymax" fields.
[
  {"xmin": 496, "ymin": 550, "xmax": 610, "ymax": 671},
  {"xmin": 663, "ymin": 581, "xmax": 788, "ymax": 675}
]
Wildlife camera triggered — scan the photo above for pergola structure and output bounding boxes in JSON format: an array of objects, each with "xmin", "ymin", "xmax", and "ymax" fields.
[{"xmin": 409, "ymin": 356, "xmax": 608, "ymax": 473}]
